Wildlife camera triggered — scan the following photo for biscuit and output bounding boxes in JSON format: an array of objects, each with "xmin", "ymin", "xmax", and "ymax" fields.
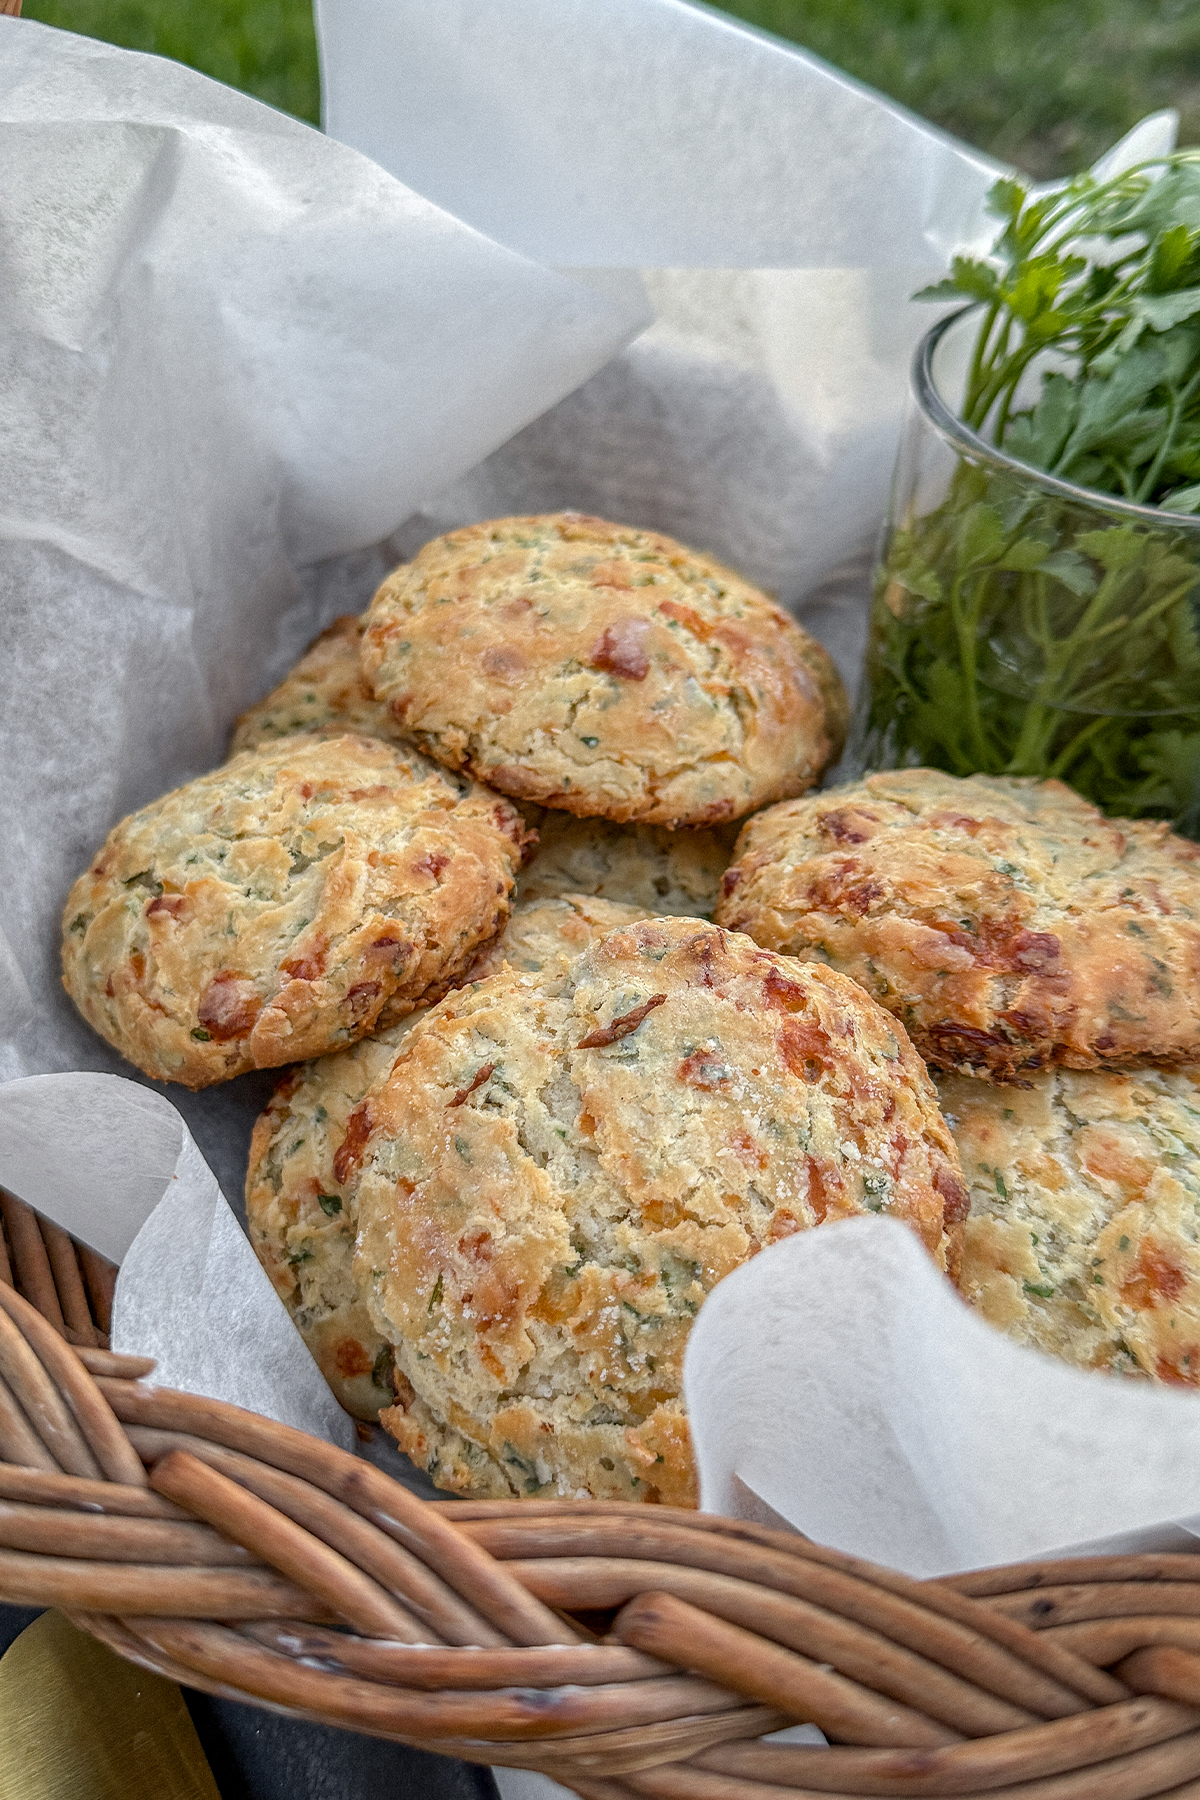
[
  {"xmin": 62, "ymin": 733, "xmax": 531, "ymax": 1088},
  {"xmin": 247, "ymin": 1025, "xmax": 410, "ymax": 1419},
  {"xmin": 517, "ymin": 814, "xmax": 736, "ymax": 917},
  {"xmin": 943, "ymin": 1066, "xmax": 1200, "ymax": 1383},
  {"xmin": 347, "ymin": 917, "xmax": 966, "ymax": 1501},
  {"xmin": 474, "ymin": 892, "xmax": 651, "ymax": 975},
  {"xmin": 246, "ymin": 894, "xmax": 647, "ymax": 1419},
  {"xmin": 229, "ymin": 615, "xmax": 402, "ymax": 756},
  {"xmin": 717, "ymin": 770, "xmax": 1200, "ymax": 1079},
  {"xmin": 361, "ymin": 513, "xmax": 847, "ymax": 827}
]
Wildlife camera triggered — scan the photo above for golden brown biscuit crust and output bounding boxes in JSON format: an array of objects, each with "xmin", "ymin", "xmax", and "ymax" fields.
[
  {"xmin": 349, "ymin": 917, "xmax": 964, "ymax": 1500},
  {"xmin": 246, "ymin": 1024, "xmax": 412, "ymax": 1420},
  {"xmin": 62, "ymin": 733, "xmax": 531, "ymax": 1088},
  {"xmin": 944, "ymin": 1066, "xmax": 1200, "ymax": 1385},
  {"xmin": 229, "ymin": 614, "xmax": 403, "ymax": 756},
  {"xmin": 717, "ymin": 770, "xmax": 1200, "ymax": 1079},
  {"xmin": 468, "ymin": 892, "xmax": 650, "ymax": 978},
  {"xmin": 517, "ymin": 814, "xmax": 736, "ymax": 917},
  {"xmin": 361, "ymin": 513, "xmax": 847, "ymax": 827},
  {"xmin": 245, "ymin": 894, "xmax": 648, "ymax": 1420}
]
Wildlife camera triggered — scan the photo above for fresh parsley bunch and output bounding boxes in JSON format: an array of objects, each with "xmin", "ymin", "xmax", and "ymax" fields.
[
  {"xmin": 851, "ymin": 156, "xmax": 1200, "ymax": 831},
  {"xmin": 921, "ymin": 156, "xmax": 1200, "ymax": 510}
]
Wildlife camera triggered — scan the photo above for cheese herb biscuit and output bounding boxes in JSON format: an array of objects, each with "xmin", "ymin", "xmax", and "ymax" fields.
[
  {"xmin": 347, "ymin": 917, "xmax": 965, "ymax": 1502},
  {"xmin": 246, "ymin": 894, "xmax": 647, "ymax": 1419},
  {"xmin": 247, "ymin": 1025, "xmax": 410, "ymax": 1420},
  {"xmin": 362, "ymin": 514, "xmax": 847, "ymax": 827},
  {"xmin": 62, "ymin": 733, "xmax": 530, "ymax": 1087},
  {"xmin": 229, "ymin": 614, "xmax": 400, "ymax": 756},
  {"xmin": 944, "ymin": 1067, "xmax": 1200, "ymax": 1384},
  {"xmin": 517, "ymin": 814, "xmax": 736, "ymax": 917},
  {"xmin": 718, "ymin": 769, "xmax": 1200, "ymax": 1079}
]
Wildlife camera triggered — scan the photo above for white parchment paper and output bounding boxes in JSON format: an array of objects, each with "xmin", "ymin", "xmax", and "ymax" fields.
[
  {"xmin": 0, "ymin": 1073, "xmax": 353, "ymax": 1445},
  {"xmin": 687, "ymin": 1218, "xmax": 1200, "ymax": 1572}
]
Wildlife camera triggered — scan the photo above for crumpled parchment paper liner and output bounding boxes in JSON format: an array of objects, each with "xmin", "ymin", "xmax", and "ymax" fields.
[
  {"xmin": 686, "ymin": 1216, "xmax": 1200, "ymax": 1575},
  {"xmin": 0, "ymin": 1073, "xmax": 353, "ymax": 1446}
]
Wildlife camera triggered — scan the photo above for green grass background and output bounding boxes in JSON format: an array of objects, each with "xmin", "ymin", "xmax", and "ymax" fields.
[{"xmin": 18, "ymin": 0, "xmax": 1200, "ymax": 178}]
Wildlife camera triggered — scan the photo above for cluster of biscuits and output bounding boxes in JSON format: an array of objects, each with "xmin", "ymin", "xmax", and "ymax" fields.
[
  {"xmin": 59, "ymin": 513, "xmax": 1200, "ymax": 1507},
  {"xmin": 720, "ymin": 773, "xmax": 1200, "ymax": 1387}
]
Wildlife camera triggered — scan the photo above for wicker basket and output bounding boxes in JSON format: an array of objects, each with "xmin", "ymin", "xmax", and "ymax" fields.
[{"xmin": 1, "ymin": 1194, "xmax": 1200, "ymax": 1796}]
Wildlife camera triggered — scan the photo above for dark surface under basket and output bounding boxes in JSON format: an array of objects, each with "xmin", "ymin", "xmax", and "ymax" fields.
[{"xmin": 0, "ymin": 1599, "xmax": 498, "ymax": 1800}]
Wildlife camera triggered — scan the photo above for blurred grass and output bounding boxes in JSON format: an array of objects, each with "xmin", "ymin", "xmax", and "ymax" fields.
[
  {"xmin": 20, "ymin": 0, "xmax": 322, "ymax": 124},
  {"xmin": 722, "ymin": 0, "xmax": 1200, "ymax": 177},
  {"xmin": 16, "ymin": 0, "xmax": 1200, "ymax": 177}
]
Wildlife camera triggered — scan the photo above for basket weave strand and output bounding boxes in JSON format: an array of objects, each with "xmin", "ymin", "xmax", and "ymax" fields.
[
  {"xmin": 2, "ymin": 1208, "xmax": 1200, "ymax": 1792},
  {"xmin": 0, "ymin": 1188, "xmax": 115, "ymax": 1347}
]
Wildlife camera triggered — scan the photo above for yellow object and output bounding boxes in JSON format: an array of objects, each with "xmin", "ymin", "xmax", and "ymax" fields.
[{"xmin": 0, "ymin": 1611, "xmax": 220, "ymax": 1800}]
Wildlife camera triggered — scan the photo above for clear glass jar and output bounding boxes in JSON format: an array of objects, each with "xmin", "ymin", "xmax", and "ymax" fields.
[{"xmin": 846, "ymin": 306, "xmax": 1200, "ymax": 834}]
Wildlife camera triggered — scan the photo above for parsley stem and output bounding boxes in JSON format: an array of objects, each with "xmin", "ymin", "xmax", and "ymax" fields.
[
  {"xmin": 965, "ymin": 299, "xmax": 1001, "ymax": 419},
  {"xmin": 950, "ymin": 568, "xmax": 991, "ymax": 766},
  {"xmin": 1047, "ymin": 714, "xmax": 1115, "ymax": 781},
  {"xmin": 1007, "ymin": 700, "xmax": 1060, "ymax": 775},
  {"xmin": 1135, "ymin": 366, "xmax": 1200, "ymax": 505}
]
